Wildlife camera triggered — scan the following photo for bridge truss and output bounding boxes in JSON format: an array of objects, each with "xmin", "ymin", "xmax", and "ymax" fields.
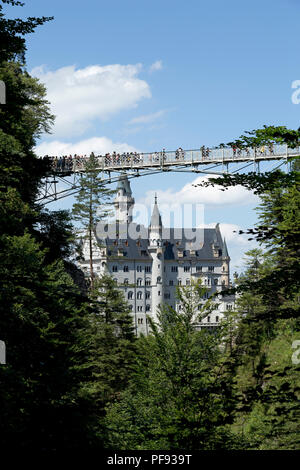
[{"xmin": 37, "ymin": 144, "xmax": 299, "ymax": 205}]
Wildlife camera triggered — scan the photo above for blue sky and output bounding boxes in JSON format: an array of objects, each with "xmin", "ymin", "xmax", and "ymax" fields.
[{"xmin": 5, "ymin": 0, "xmax": 300, "ymax": 271}]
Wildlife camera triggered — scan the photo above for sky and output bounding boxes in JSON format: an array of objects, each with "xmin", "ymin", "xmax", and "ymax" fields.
[{"xmin": 5, "ymin": 0, "xmax": 300, "ymax": 272}]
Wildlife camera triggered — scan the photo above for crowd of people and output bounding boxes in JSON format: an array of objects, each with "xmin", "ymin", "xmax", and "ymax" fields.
[
  {"xmin": 40, "ymin": 143, "xmax": 277, "ymax": 173},
  {"xmin": 40, "ymin": 148, "xmax": 187, "ymax": 172}
]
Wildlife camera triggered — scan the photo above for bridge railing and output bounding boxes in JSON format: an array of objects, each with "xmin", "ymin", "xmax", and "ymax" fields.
[{"xmin": 43, "ymin": 143, "xmax": 299, "ymax": 173}]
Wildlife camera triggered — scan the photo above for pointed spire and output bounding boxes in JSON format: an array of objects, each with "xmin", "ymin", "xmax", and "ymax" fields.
[{"xmin": 150, "ymin": 194, "xmax": 162, "ymax": 228}]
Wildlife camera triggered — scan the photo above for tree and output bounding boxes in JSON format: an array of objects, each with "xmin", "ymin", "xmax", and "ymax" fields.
[
  {"xmin": 194, "ymin": 126, "xmax": 300, "ymax": 449},
  {"xmin": 0, "ymin": 1, "xmax": 101, "ymax": 450},
  {"xmin": 104, "ymin": 281, "xmax": 245, "ymax": 450},
  {"xmin": 75, "ymin": 274, "xmax": 137, "ymax": 445},
  {"xmin": 72, "ymin": 153, "xmax": 115, "ymax": 291}
]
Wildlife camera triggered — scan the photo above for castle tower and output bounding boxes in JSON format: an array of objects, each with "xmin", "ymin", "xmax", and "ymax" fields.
[
  {"xmin": 148, "ymin": 195, "xmax": 164, "ymax": 325},
  {"xmin": 114, "ymin": 173, "xmax": 135, "ymax": 224},
  {"xmin": 221, "ymin": 237, "xmax": 230, "ymax": 287}
]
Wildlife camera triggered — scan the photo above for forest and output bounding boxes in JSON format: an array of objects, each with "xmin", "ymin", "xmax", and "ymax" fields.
[{"xmin": 0, "ymin": 0, "xmax": 299, "ymax": 451}]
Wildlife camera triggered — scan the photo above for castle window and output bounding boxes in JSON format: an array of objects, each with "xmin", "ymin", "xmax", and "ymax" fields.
[
  {"xmin": 123, "ymin": 265, "xmax": 129, "ymax": 272},
  {"xmin": 216, "ymin": 316, "xmax": 219, "ymax": 322},
  {"xmin": 183, "ymin": 250, "xmax": 187, "ymax": 257},
  {"xmin": 137, "ymin": 265, "xmax": 142, "ymax": 272},
  {"xmin": 207, "ymin": 316, "xmax": 210, "ymax": 323},
  {"xmin": 171, "ymin": 266, "xmax": 178, "ymax": 272},
  {"xmin": 112, "ymin": 265, "xmax": 118, "ymax": 272},
  {"xmin": 186, "ymin": 279, "xmax": 190, "ymax": 285},
  {"xmin": 138, "ymin": 318, "xmax": 143, "ymax": 324},
  {"xmin": 129, "ymin": 305, "xmax": 133, "ymax": 311},
  {"xmin": 178, "ymin": 279, "xmax": 182, "ymax": 286},
  {"xmin": 223, "ymin": 266, "xmax": 226, "ymax": 272},
  {"xmin": 214, "ymin": 278, "xmax": 218, "ymax": 285},
  {"xmin": 158, "ymin": 291, "xmax": 161, "ymax": 296},
  {"xmin": 184, "ymin": 266, "xmax": 190, "ymax": 272},
  {"xmin": 157, "ymin": 276, "xmax": 161, "ymax": 283},
  {"xmin": 128, "ymin": 291, "xmax": 133, "ymax": 300},
  {"xmin": 169, "ymin": 280, "xmax": 174, "ymax": 286},
  {"xmin": 226, "ymin": 304, "xmax": 233, "ymax": 311},
  {"xmin": 218, "ymin": 250, "xmax": 222, "ymax": 257},
  {"xmin": 146, "ymin": 291, "xmax": 150, "ymax": 299},
  {"xmin": 137, "ymin": 306, "xmax": 143, "ymax": 312},
  {"xmin": 196, "ymin": 266, "xmax": 202, "ymax": 272},
  {"xmin": 137, "ymin": 278, "xmax": 142, "ymax": 286},
  {"xmin": 208, "ymin": 266, "xmax": 214, "ymax": 272},
  {"xmin": 145, "ymin": 278, "xmax": 151, "ymax": 286},
  {"xmin": 137, "ymin": 291, "xmax": 142, "ymax": 299},
  {"xmin": 124, "ymin": 278, "xmax": 129, "ymax": 285},
  {"xmin": 145, "ymin": 266, "xmax": 151, "ymax": 273},
  {"xmin": 164, "ymin": 292, "xmax": 170, "ymax": 299},
  {"xmin": 146, "ymin": 304, "xmax": 151, "ymax": 311}
]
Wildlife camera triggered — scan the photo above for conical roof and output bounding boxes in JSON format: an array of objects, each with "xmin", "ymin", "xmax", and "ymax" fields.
[{"xmin": 150, "ymin": 194, "xmax": 162, "ymax": 228}]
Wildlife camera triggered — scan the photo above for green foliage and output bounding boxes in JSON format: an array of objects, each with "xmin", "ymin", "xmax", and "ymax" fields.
[
  {"xmin": 72, "ymin": 153, "xmax": 115, "ymax": 289},
  {"xmin": 104, "ymin": 281, "xmax": 244, "ymax": 450},
  {"xmin": 0, "ymin": 0, "xmax": 53, "ymax": 63},
  {"xmin": 74, "ymin": 274, "xmax": 137, "ymax": 444}
]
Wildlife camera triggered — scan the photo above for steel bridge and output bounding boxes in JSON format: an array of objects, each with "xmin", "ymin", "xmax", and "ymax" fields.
[{"xmin": 38, "ymin": 143, "xmax": 299, "ymax": 205}]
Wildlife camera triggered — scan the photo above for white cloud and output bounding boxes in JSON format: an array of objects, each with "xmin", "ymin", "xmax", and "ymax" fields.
[
  {"xmin": 35, "ymin": 136, "xmax": 138, "ymax": 157},
  {"xmin": 32, "ymin": 64, "xmax": 151, "ymax": 138},
  {"xmin": 149, "ymin": 60, "xmax": 163, "ymax": 72},
  {"xmin": 138, "ymin": 174, "xmax": 259, "ymax": 207},
  {"xmin": 128, "ymin": 109, "xmax": 167, "ymax": 125}
]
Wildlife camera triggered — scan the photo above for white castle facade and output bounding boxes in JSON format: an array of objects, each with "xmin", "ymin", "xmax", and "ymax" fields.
[{"xmin": 79, "ymin": 174, "xmax": 235, "ymax": 335}]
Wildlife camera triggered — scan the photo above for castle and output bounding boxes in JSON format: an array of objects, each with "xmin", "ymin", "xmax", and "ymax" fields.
[{"xmin": 79, "ymin": 174, "xmax": 235, "ymax": 335}]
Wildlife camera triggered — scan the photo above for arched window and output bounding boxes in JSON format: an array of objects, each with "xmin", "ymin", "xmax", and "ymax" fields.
[
  {"xmin": 186, "ymin": 279, "xmax": 190, "ymax": 285},
  {"xmin": 157, "ymin": 276, "xmax": 161, "ymax": 283},
  {"xmin": 146, "ymin": 291, "xmax": 150, "ymax": 299},
  {"xmin": 123, "ymin": 265, "xmax": 129, "ymax": 272},
  {"xmin": 137, "ymin": 278, "xmax": 142, "ymax": 286},
  {"xmin": 128, "ymin": 291, "xmax": 133, "ymax": 300},
  {"xmin": 137, "ymin": 291, "xmax": 142, "ymax": 299},
  {"xmin": 146, "ymin": 304, "xmax": 151, "ymax": 311},
  {"xmin": 124, "ymin": 278, "xmax": 129, "ymax": 285},
  {"xmin": 145, "ymin": 278, "xmax": 151, "ymax": 286}
]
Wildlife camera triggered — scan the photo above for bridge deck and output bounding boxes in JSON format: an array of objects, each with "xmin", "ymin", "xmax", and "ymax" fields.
[{"xmin": 45, "ymin": 144, "xmax": 300, "ymax": 174}]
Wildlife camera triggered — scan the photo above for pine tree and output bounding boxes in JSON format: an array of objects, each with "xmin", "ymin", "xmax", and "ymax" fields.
[
  {"xmin": 72, "ymin": 153, "xmax": 115, "ymax": 290},
  {"xmin": 104, "ymin": 280, "xmax": 244, "ymax": 450},
  {"xmin": 0, "ymin": 1, "xmax": 102, "ymax": 449},
  {"xmin": 76, "ymin": 274, "xmax": 137, "ymax": 444}
]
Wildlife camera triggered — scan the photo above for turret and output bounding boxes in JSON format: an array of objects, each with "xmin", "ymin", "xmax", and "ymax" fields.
[
  {"xmin": 114, "ymin": 173, "xmax": 135, "ymax": 224},
  {"xmin": 148, "ymin": 195, "xmax": 164, "ymax": 325},
  {"xmin": 221, "ymin": 237, "xmax": 230, "ymax": 287}
]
